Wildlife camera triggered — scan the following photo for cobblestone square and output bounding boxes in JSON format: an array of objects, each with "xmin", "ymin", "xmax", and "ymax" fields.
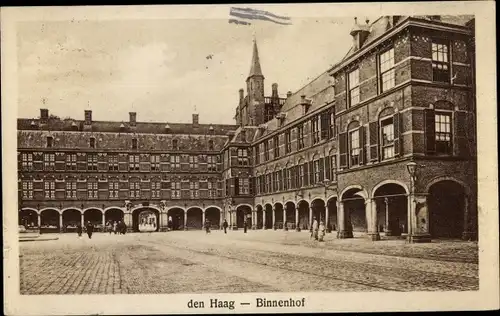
[{"xmin": 19, "ymin": 230, "xmax": 479, "ymax": 294}]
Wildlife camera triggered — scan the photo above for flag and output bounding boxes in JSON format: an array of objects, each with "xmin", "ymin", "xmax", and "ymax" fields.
[{"xmin": 228, "ymin": 7, "xmax": 292, "ymax": 26}]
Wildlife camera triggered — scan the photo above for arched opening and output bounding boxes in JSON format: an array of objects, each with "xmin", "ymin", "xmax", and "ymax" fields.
[
  {"xmin": 311, "ymin": 199, "xmax": 326, "ymax": 223},
  {"xmin": 284, "ymin": 202, "xmax": 295, "ymax": 230},
  {"xmin": 84, "ymin": 209, "xmax": 103, "ymax": 229},
  {"xmin": 19, "ymin": 209, "xmax": 38, "ymax": 228},
  {"xmin": 133, "ymin": 207, "xmax": 160, "ymax": 232},
  {"xmin": 236, "ymin": 205, "xmax": 252, "ymax": 228},
  {"xmin": 373, "ymin": 183, "xmax": 408, "ymax": 236},
  {"xmin": 62, "ymin": 209, "xmax": 82, "ymax": 232},
  {"xmin": 341, "ymin": 187, "xmax": 367, "ymax": 234},
  {"xmin": 273, "ymin": 203, "xmax": 284, "ymax": 229},
  {"xmin": 255, "ymin": 205, "xmax": 264, "ymax": 229},
  {"xmin": 167, "ymin": 208, "xmax": 185, "ymax": 231},
  {"xmin": 428, "ymin": 180, "xmax": 466, "ymax": 238},
  {"xmin": 327, "ymin": 197, "xmax": 338, "ymax": 232},
  {"xmin": 205, "ymin": 207, "xmax": 221, "ymax": 229},
  {"xmin": 187, "ymin": 207, "xmax": 203, "ymax": 230},
  {"xmin": 297, "ymin": 200, "xmax": 310, "ymax": 230},
  {"xmin": 40, "ymin": 209, "xmax": 59, "ymax": 233},
  {"xmin": 105, "ymin": 208, "xmax": 124, "ymax": 225},
  {"xmin": 264, "ymin": 204, "xmax": 273, "ymax": 229}
]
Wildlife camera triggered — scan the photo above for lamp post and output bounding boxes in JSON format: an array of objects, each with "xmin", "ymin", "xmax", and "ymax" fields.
[
  {"xmin": 406, "ymin": 159, "xmax": 431, "ymax": 243},
  {"xmin": 323, "ymin": 178, "xmax": 335, "ymax": 232},
  {"xmin": 406, "ymin": 160, "xmax": 417, "ymax": 242}
]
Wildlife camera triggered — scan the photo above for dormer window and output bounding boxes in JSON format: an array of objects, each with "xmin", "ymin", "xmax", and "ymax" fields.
[
  {"xmin": 208, "ymin": 140, "xmax": 214, "ymax": 151},
  {"xmin": 172, "ymin": 139, "xmax": 178, "ymax": 150},
  {"xmin": 46, "ymin": 136, "xmax": 53, "ymax": 148},
  {"xmin": 132, "ymin": 138, "xmax": 138, "ymax": 149},
  {"xmin": 89, "ymin": 137, "xmax": 96, "ymax": 149},
  {"xmin": 303, "ymin": 104, "xmax": 311, "ymax": 115}
]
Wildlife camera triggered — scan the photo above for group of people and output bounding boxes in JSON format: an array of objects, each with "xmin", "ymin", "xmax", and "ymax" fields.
[
  {"xmin": 311, "ymin": 217, "xmax": 326, "ymax": 242},
  {"xmin": 106, "ymin": 220, "xmax": 127, "ymax": 235},
  {"xmin": 76, "ymin": 221, "xmax": 95, "ymax": 239},
  {"xmin": 221, "ymin": 218, "xmax": 249, "ymax": 234}
]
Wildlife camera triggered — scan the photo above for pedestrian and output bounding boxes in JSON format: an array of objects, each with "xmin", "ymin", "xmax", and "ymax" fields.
[
  {"xmin": 243, "ymin": 218, "xmax": 248, "ymax": 233},
  {"xmin": 85, "ymin": 221, "xmax": 94, "ymax": 239},
  {"xmin": 113, "ymin": 221, "xmax": 118, "ymax": 235},
  {"xmin": 204, "ymin": 219, "xmax": 211, "ymax": 234},
  {"xmin": 223, "ymin": 219, "xmax": 228, "ymax": 234},
  {"xmin": 318, "ymin": 220, "xmax": 325, "ymax": 242},
  {"xmin": 76, "ymin": 223, "xmax": 83, "ymax": 237},
  {"xmin": 311, "ymin": 217, "xmax": 319, "ymax": 240}
]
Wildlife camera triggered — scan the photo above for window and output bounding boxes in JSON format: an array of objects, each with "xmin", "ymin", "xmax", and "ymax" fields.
[
  {"xmin": 320, "ymin": 112, "xmax": 330, "ymax": 140},
  {"xmin": 350, "ymin": 130, "xmax": 360, "ymax": 166},
  {"xmin": 172, "ymin": 139, "xmax": 178, "ymax": 150},
  {"xmin": 435, "ymin": 113, "xmax": 452, "ymax": 154},
  {"xmin": 255, "ymin": 145, "xmax": 260, "ymax": 164},
  {"xmin": 151, "ymin": 155, "xmax": 160, "ymax": 171},
  {"xmin": 129, "ymin": 155, "xmax": 139, "ymax": 171},
  {"xmin": 108, "ymin": 155, "xmax": 118, "ymax": 171},
  {"xmin": 297, "ymin": 125, "xmax": 305, "ymax": 149},
  {"xmin": 171, "ymin": 181, "xmax": 181, "ymax": 199},
  {"xmin": 43, "ymin": 153, "xmax": 55, "ymax": 171},
  {"xmin": 65, "ymin": 180, "xmax": 77, "ymax": 199},
  {"xmin": 87, "ymin": 154, "xmax": 98, "ymax": 171},
  {"xmin": 330, "ymin": 155, "xmax": 337, "ymax": 182},
  {"xmin": 87, "ymin": 180, "xmax": 98, "ymax": 199},
  {"xmin": 312, "ymin": 116, "xmax": 320, "ymax": 144},
  {"xmin": 22, "ymin": 180, "xmax": 33, "ymax": 199},
  {"xmin": 170, "ymin": 155, "xmax": 180, "ymax": 169},
  {"xmin": 264, "ymin": 141, "xmax": 270, "ymax": 161},
  {"xmin": 329, "ymin": 110, "xmax": 335, "ymax": 139},
  {"xmin": 238, "ymin": 178, "xmax": 250, "ymax": 195},
  {"xmin": 129, "ymin": 181, "xmax": 140, "ymax": 199},
  {"xmin": 348, "ymin": 68, "xmax": 360, "ymax": 106},
  {"xmin": 208, "ymin": 140, "xmax": 214, "ymax": 150},
  {"xmin": 151, "ymin": 181, "xmax": 161, "ymax": 198},
  {"xmin": 381, "ymin": 117, "xmax": 395, "ymax": 159},
  {"xmin": 273, "ymin": 136, "xmax": 280, "ymax": 158},
  {"xmin": 284, "ymin": 168, "xmax": 290, "ymax": 190},
  {"xmin": 379, "ymin": 48, "xmax": 395, "ymax": 92},
  {"xmin": 109, "ymin": 181, "xmax": 119, "ymax": 199},
  {"xmin": 237, "ymin": 148, "xmax": 249, "ymax": 166},
  {"xmin": 207, "ymin": 155, "xmax": 217, "ymax": 171},
  {"xmin": 189, "ymin": 181, "xmax": 199, "ymax": 199},
  {"xmin": 313, "ymin": 159, "xmax": 320, "ymax": 184},
  {"xmin": 208, "ymin": 180, "xmax": 217, "ymax": 198},
  {"xmin": 285, "ymin": 131, "xmax": 291, "ymax": 154},
  {"xmin": 264, "ymin": 173, "xmax": 270, "ymax": 193},
  {"xmin": 432, "ymin": 41, "xmax": 450, "ymax": 83},
  {"xmin": 21, "ymin": 153, "xmax": 33, "ymax": 171},
  {"xmin": 89, "ymin": 137, "xmax": 96, "ymax": 148},
  {"xmin": 46, "ymin": 136, "xmax": 53, "ymax": 148},
  {"xmin": 132, "ymin": 138, "xmax": 138, "ymax": 149},
  {"xmin": 66, "ymin": 153, "xmax": 77, "ymax": 170},
  {"xmin": 275, "ymin": 171, "xmax": 281, "ymax": 192},
  {"xmin": 189, "ymin": 155, "xmax": 199, "ymax": 169},
  {"xmin": 298, "ymin": 164, "xmax": 304, "ymax": 187},
  {"xmin": 44, "ymin": 180, "xmax": 55, "ymax": 199}
]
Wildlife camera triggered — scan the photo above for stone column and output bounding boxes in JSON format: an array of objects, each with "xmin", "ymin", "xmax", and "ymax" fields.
[
  {"xmin": 408, "ymin": 193, "xmax": 431, "ymax": 243},
  {"xmin": 384, "ymin": 198, "xmax": 393, "ymax": 236},
  {"xmin": 183, "ymin": 210, "xmax": 188, "ymax": 231},
  {"xmin": 252, "ymin": 210, "xmax": 257, "ymax": 230},
  {"xmin": 272, "ymin": 207, "xmax": 276, "ymax": 230},
  {"xmin": 366, "ymin": 198, "xmax": 380, "ymax": 241},
  {"xmin": 263, "ymin": 209, "xmax": 267, "ymax": 230},
  {"xmin": 308, "ymin": 206, "xmax": 313, "ymax": 232},
  {"xmin": 232, "ymin": 210, "xmax": 238, "ymax": 230},
  {"xmin": 295, "ymin": 207, "xmax": 300, "ymax": 231},
  {"xmin": 37, "ymin": 213, "xmax": 41, "ymax": 227},
  {"xmin": 59, "ymin": 213, "xmax": 63, "ymax": 232},
  {"xmin": 283, "ymin": 208, "xmax": 287, "ymax": 230},
  {"xmin": 462, "ymin": 195, "xmax": 472, "ymax": 240},
  {"xmin": 81, "ymin": 213, "xmax": 84, "ymax": 227},
  {"xmin": 102, "ymin": 212, "xmax": 106, "ymax": 227},
  {"xmin": 202, "ymin": 210, "xmax": 206, "ymax": 229},
  {"xmin": 337, "ymin": 200, "xmax": 353, "ymax": 238},
  {"xmin": 325, "ymin": 204, "xmax": 330, "ymax": 233}
]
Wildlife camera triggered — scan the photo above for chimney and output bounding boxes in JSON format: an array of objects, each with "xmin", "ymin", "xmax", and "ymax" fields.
[
  {"xmin": 40, "ymin": 109, "xmax": 49, "ymax": 123},
  {"xmin": 286, "ymin": 91, "xmax": 293, "ymax": 98},
  {"xmin": 84, "ymin": 110, "xmax": 92, "ymax": 125},
  {"xmin": 239, "ymin": 89, "xmax": 244, "ymax": 102},
  {"xmin": 192, "ymin": 113, "xmax": 199, "ymax": 127},
  {"xmin": 272, "ymin": 83, "xmax": 279, "ymax": 98},
  {"xmin": 129, "ymin": 112, "xmax": 137, "ymax": 126}
]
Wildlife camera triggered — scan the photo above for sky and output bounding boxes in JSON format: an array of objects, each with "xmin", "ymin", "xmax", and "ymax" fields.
[{"xmin": 16, "ymin": 11, "xmax": 371, "ymax": 125}]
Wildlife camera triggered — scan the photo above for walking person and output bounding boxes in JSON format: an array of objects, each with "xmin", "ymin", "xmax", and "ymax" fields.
[
  {"xmin": 243, "ymin": 218, "xmax": 248, "ymax": 233},
  {"xmin": 86, "ymin": 221, "xmax": 94, "ymax": 239},
  {"xmin": 113, "ymin": 221, "xmax": 118, "ymax": 235},
  {"xmin": 107, "ymin": 221, "xmax": 112, "ymax": 235},
  {"xmin": 76, "ymin": 223, "xmax": 83, "ymax": 237},
  {"xmin": 204, "ymin": 219, "xmax": 211, "ymax": 234},
  {"xmin": 318, "ymin": 220, "xmax": 326, "ymax": 242},
  {"xmin": 223, "ymin": 219, "xmax": 228, "ymax": 234},
  {"xmin": 311, "ymin": 217, "xmax": 319, "ymax": 241}
]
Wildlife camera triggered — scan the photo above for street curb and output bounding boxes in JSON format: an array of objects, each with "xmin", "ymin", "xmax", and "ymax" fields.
[{"xmin": 19, "ymin": 237, "xmax": 59, "ymax": 242}]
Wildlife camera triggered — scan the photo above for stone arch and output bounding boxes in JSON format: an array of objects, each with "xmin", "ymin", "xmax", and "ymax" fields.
[
  {"xmin": 104, "ymin": 208, "xmax": 124, "ymax": 224},
  {"xmin": 39, "ymin": 208, "xmax": 60, "ymax": 231},
  {"xmin": 372, "ymin": 181, "xmax": 409, "ymax": 236},
  {"xmin": 296, "ymin": 199, "xmax": 310, "ymax": 230},
  {"xmin": 340, "ymin": 185, "xmax": 368, "ymax": 234},
  {"xmin": 433, "ymin": 99, "xmax": 455, "ymax": 111},
  {"xmin": 62, "ymin": 208, "xmax": 82, "ymax": 230},
  {"xmin": 425, "ymin": 176, "xmax": 471, "ymax": 196},
  {"xmin": 376, "ymin": 104, "xmax": 396, "ymax": 119},
  {"xmin": 132, "ymin": 207, "xmax": 160, "ymax": 232},
  {"xmin": 371, "ymin": 180, "xmax": 409, "ymax": 198},
  {"xmin": 255, "ymin": 204, "xmax": 264, "ymax": 229},
  {"xmin": 263, "ymin": 203, "xmax": 273, "ymax": 229},
  {"xmin": 340, "ymin": 185, "xmax": 368, "ymax": 200},
  {"xmin": 20, "ymin": 207, "xmax": 39, "ymax": 214},
  {"xmin": 235, "ymin": 204, "xmax": 252, "ymax": 229},
  {"xmin": 272, "ymin": 202, "xmax": 284, "ymax": 229},
  {"xmin": 311, "ymin": 198, "xmax": 326, "ymax": 223},
  {"xmin": 19, "ymin": 208, "xmax": 38, "ymax": 227},
  {"xmin": 284, "ymin": 201, "xmax": 295, "ymax": 229},
  {"xmin": 40, "ymin": 207, "xmax": 62, "ymax": 214},
  {"xmin": 326, "ymin": 196, "xmax": 338, "ymax": 231},
  {"xmin": 61, "ymin": 207, "xmax": 83, "ymax": 214},
  {"xmin": 167, "ymin": 207, "xmax": 185, "ymax": 231},
  {"xmin": 83, "ymin": 208, "xmax": 104, "ymax": 226},
  {"xmin": 347, "ymin": 119, "xmax": 361, "ymax": 131},
  {"xmin": 204, "ymin": 206, "xmax": 221, "ymax": 228},
  {"xmin": 186, "ymin": 207, "xmax": 203, "ymax": 230}
]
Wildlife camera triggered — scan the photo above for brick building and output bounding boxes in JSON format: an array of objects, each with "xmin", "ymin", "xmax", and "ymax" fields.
[{"xmin": 18, "ymin": 15, "xmax": 477, "ymax": 241}]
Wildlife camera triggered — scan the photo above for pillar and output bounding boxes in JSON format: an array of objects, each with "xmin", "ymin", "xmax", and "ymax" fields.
[
  {"xmin": 272, "ymin": 207, "xmax": 276, "ymax": 230},
  {"xmin": 325, "ymin": 204, "xmax": 330, "ymax": 233},
  {"xmin": 202, "ymin": 210, "xmax": 206, "ymax": 228},
  {"xmin": 263, "ymin": 209, "xmax": 267, "ymax": 230},
  {"xmin": 295, "ymin": 207, "xmax": 300, "ymax": 231},
  {"xmin": 366, "ymin": 198, "xmax": 380, "ymax": 241},
  {"xmin": 81, "ymin": 213, "xmax": 84, "ymax": 227},
  {"xmin": 308, "ymin": 206, "xmax": 313, "ymax": 232},
  {"xmin": 232, "ymin": 210, "xmax": 238, "ymax": 230},
  {"xmin": 462, "ymin": 195, "xmax": 474, "ymax": 240},
  {"xmin": 37, "ymin": 213, "xmax": 41, "ymax": 227},
  {"xmin": 407, "ymin": 193, "xmax": 431, "ymax": 243},
  {"xmin": 102, "ymin": 212, "xmax": 106, "ymax": 226},
  {"xmin": 59, "ymin": 213, "xmax": 63, "ymax": 232},
  {"xmin": 384, "ymin": 198, "xmax": 393, "ymax": 236},
  {"xmin": 283, "ymin": 208, "xmax": 287, "ymax": 230},
  {"xmin": 252, "ymin": 210, "xmax": 256, "ymax": 230},
  {"xmin": 337, "ymin": 200, "xmax": 353, "ymax": 238},
  {"xmin": 183, "ymin": 210, "xmax": 188, "ymax": 231}
]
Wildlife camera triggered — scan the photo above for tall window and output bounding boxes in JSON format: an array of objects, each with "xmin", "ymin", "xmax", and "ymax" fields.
[
  {"xmin": 297, "ymin": 125, "xmax": 305, "ymax": 149},
  {"xmin": 44, "ymin": 180, "xmax": 55, "ymax": 199},
  {"xmin": 87, "ymin": 154, "xmax": 98, "ymax": 171},
  {"xmin": 285, "ymin": 131, "xmax": 291, "ymax": 154},
  {"xmin": 312, "ymin": 116, "xmax": 320, "ymax": 144},
  {"xmin": 284, "ymin": 168, "xmax": 290, "ymax": 190},
  {"xmin": 66, "ymin": 180, "xmax": 77, "ymax": 199},
  {"xmin": 381, "ymin": 117, "xmax": 395, "ymax": 159},
  {"xmin": 348, "ymin": 68, "xmax": 360, "ymax": 106},
  {"xmin": 350, "ymin": 129, "xmax": 360, "ymax": 166},
  {"xmin": 150, "ymin": 155, "xmax": 160, "ymax": 171},
  {"xmin": 87, "ymin": 180, "xmax": 98, "ymax": 199},
  {"xmin": 298, "ymin": 164, "xmax": 304, "ymax": 187},
  {"xmin": 239, "ymin": 178, "xmax": 250, "ymax": 195},
  {"xmin": 43, "ymin": 153, "xmax": 55, "ymax": 171},
  {"xmin": 22, "ymin": 180, "xmax": 33, "ymax": 200},
  {"xmin": 21, "ymin": 153, "xmax": 33, "ymax": 171},
  {"xmin": 264, "ymin": 141, "xmax": 270, "ymax": 161},
  {"xmin": 313, "ymin": 159, "xmax": 320, "ymax": 184},
  {"xmin": 432, "ymin": 41, "xmax": 450, "ymax": 83},
  {"xmin": 151, "ymin": 180, "xmax": 161, "ymax": 198},
  {"xmin": 108, "ymin": 181, "xmax": 119, "ymax": 199},
  {"xmin": 129, "ymin": 181, "xmax": 140, "ymax": 199},
  {"xmin": 108, "ymin": 155, "xmax": 118, "ymax": 171},
  {"xmin": 65, "ymin": 153, "xmax": 76, "ymax": 170},
  {"xmin": 129, "ymin": 154, "xmax": 140, "ymax": 171},
  {"xmin": 379, "ymin": 48, "xmax": 395, "ymax": 92},
  {"xmin": 320, "ymin": 112, "xmax": 330, "ymax": 140},
  {"xmin": 237, "ymin": 149, "xmax": 249, "ymax": 166},
  {"xmin": 329, "ymin": 110, "xmax": 335, "ymax": 139},
  {"xmin": 275, "ymin": 171, "xmax": 281, "ymax": 191},
  {"xmin": 330, "ymin": 155, "xmax": 337, "ymax": 182},
  {"xmin": 171, "ymin": 181, "xmax": 181, "ymax": 199},
  {"xmin": 131, "ymin": 138, "xmax": 138, "ymax": 149},
  {"xmin": 273, "ymin": 136, "xmax": 280, "ymax": 158},
  {"xmin": 208, "ymin": 180, "xmax": 217, "ymax": 198},
  {"xmin": 435, "ymin": 112, "xmax": 452, "ymax": 154},
  {"xmin": 46, "ymin": 136, "xmax": 53, "ymax": 148},
  {"xmin": 207, "ymin": 155, "xmax": 217, "ymax": 171},
  {"xmin": 190, "ymin": 181, "xmax": 199, "ymax": 199},
  {"xmin": 170, "ymin": 155, "xmax": 181, "ymax": 169},
  {"xmin": 189, "ymin": 155, "xmax": 199, "ymax": 169}
]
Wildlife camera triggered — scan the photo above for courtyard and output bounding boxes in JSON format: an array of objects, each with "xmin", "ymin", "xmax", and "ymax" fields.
[{"xmin": 19, "ymin": 230, "xmax": 479, "ymax": 294}]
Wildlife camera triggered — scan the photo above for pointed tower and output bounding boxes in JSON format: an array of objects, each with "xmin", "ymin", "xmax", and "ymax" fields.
[{"xmin": 246, "ymin": 38, "xmax": 265, "ymax": 125}]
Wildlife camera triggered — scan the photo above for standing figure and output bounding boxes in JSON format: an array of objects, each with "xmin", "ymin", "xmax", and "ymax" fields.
[
  {"xmin": 113, "ymin": 221, "xmax": 118, "ymax": 234},
  {"xmin": 86, "ymin": 221, "xmax": 94, "ymax": 239},
  {"xmin": 318, "ymin": 221, "xmax": 326, "ymax": 242},
  {"xmin": 223, "ymin": 219, "xmax": 228, "ymax": 234},
  {"xmin": 204, "ymin": 219, "xmax": 211, "ymax": 234},
  {"xmin": 243, "ymin": 218, "xmax": 248, "ymax": 233},
  {"xmin": 311, "ymin": 217, "xmax": 319, "ymax": 240},
  {"xmin": 76, "ymin": 223, "xmax": 83, "ymax": 237}
]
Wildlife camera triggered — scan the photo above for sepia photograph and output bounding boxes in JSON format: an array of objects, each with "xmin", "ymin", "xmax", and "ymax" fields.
[{"xmin": 2, "ymin": 2, "xmax": 498, "ymax": 315}]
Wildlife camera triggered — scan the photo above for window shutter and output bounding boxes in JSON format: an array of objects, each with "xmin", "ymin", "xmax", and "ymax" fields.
[
  {"xmin": 425, "ymin": 109, "xmax": 436, "ymax": 154},
  {"xmin": 325, "ymin": 156, "xmax": 331, "ymax": 181},
  {"xmin": 359, "ymin": 126, "xmax": 365, "ymax": 165},
  {"xmin": 369, "ymin": 121, "xmax": 379, "ymax": 161},
  {"xmin": 303, "ymin": 163, "xmax": 309, "ymax": 186},
  {"xmin": 339, "ymin": 132, "xmax": 348, "ymax": 168},
  {"xmin": 454, "ymin": 111, "xmax": 468, "ymax": 157},
  {"xmin": 393, "ymin": 112, "xmax": 401, "ymax": 156},
  {"xmin": 319, "ymin": 158, "xmax": 325, "ymax": 182}
]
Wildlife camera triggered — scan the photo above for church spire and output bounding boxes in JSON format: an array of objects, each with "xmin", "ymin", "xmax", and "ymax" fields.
[{"xmin": 248, "ymin": 38, "xmax": 264, "ymax": 79}]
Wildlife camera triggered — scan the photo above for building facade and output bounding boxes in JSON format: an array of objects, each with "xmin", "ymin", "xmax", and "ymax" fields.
[{"xmin": 18, "ymin": 15, "xmax": 477, "ymax": 241}]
